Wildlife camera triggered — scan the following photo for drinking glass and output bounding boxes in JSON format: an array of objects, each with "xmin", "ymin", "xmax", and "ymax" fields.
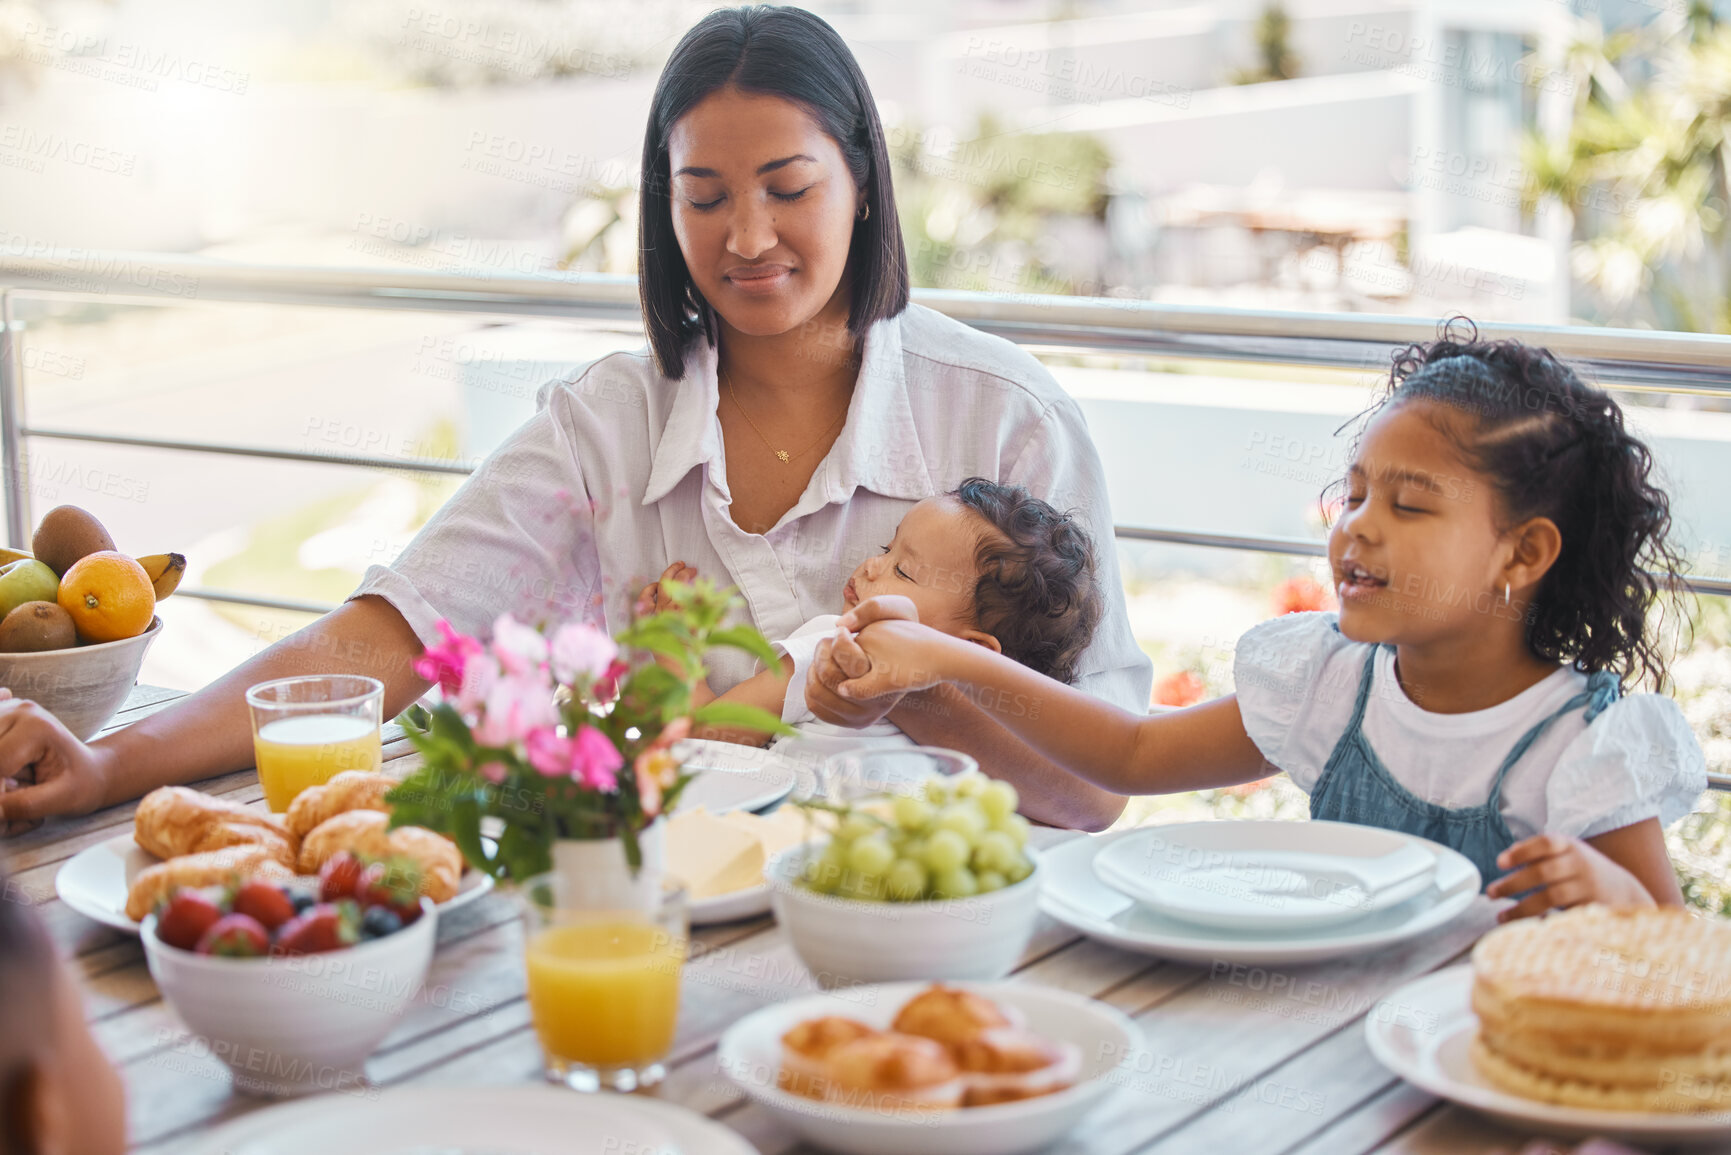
[
  {"xmin": 520, "ymin": 868, "xmax": 688, "ymax": 1093},
  {"xmin": 245, "ymin": 674, "xmax": 384, "ymax": 812},
  {"xmin": 819, "ymin": 746, "xmax": 979, "ymax": 804}
]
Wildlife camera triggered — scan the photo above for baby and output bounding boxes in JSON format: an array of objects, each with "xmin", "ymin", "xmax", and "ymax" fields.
[
  {"xmin": 638, "ymin": 478, "xmax": 1102, "ymax": 755},
  {"xmin": 0, "ymin": 872, "xmax": 127, "ymax": 1155}
]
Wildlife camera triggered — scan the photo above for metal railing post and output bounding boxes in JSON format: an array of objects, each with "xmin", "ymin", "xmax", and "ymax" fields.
[{"xmin": 0, "ymin": 291, "xmax": 28, "ymax": 550}]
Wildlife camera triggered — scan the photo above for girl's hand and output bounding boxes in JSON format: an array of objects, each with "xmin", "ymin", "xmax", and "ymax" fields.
[
  {"xmin": 836, "ymin": 618, "xmax": 951, "ymax": 701},
  {"xmin": 0, "ymin": 697, "xmax": 115, "ymax": 835},
  {"xmin": 635, "ymin": 561, "xmax": 696, "ymax": 618},
  {"xmin": 837, "ymin": 594, "xmax": 920, "ymax": 632},
  {"xmin": 1486, "ymin": 833, "xmax": 1657, "ymax": 922}
]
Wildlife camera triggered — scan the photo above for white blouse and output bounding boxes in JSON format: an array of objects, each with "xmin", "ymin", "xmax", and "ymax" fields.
[
  {"xmin": 1233, "ymin": 612, "xmax": 1706, "ymax": 841},
  {"xmin": 350, "ymin": 303, "xmax": 1153, "ymax": 709}
]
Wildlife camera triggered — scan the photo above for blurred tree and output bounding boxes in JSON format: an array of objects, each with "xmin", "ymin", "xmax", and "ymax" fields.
[
  {"xmin": 1230, "ymin": 4, "xmax": 1300, "ymax": 86},
  {"xmin": 1523, "ymin": 3, "xmax": 1731, "ymax": 332}
]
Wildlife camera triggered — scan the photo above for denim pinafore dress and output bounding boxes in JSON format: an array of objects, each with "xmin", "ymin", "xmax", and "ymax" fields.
[{"xmin": 1307, "ymin": 644, "xmax": 1620, "ymax": 885}]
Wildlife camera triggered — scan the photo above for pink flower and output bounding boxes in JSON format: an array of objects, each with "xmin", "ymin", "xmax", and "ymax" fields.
[
  {"xmin": 473, "ymin": 670, "xmax": 560, "ymax": 748},
  {"xmin": 456, "ymin": 652, "xmax": 500, "ymax": 717},
  {"xmin": 478, "ymin": 760, "xmax": 509, "ymax": 784},
  {"xmin": 412, "ymin": 619, "xmax": 484, "ymax": 696},
  {"xmin": 570, "ymin": 725, "xmax": 623, "ymax": 792},
  {"xmin": 550, "ymin": 621, "xmax": 618, "ymax": 684},
  {"xmin": 593, "ymin": 658, "xmax": 630, "ymax": 702},
  {"xmin": 489, "ymin": 613, "xmax": 549, "ymax": 678},
  {"xmin": 524, "ymin": 727, "xmax": 574, "ymax": 778}
]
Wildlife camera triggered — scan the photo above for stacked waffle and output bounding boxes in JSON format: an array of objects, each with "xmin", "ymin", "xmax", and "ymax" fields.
[{"xmin": 1471, "ymin": 905, "xmax": 1731, "ymax": 1113}]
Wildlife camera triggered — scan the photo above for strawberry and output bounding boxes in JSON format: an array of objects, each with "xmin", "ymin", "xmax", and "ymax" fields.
[
  {"xmin": 155, "ymin": 889, "xmax": 225, "ymax": 951},
  {"xmin": 318, "ymin": 851, "xmax": 365, "ymax": 902},
  {"xmin": 273, "ymin": 902, "xmax": 361, "ymax": 956},
  {"xmin": 357, "ymin": 857, "xmax": 423, "ymax": 924},
  {"xmin": 196, "ymin": 913, "xmax": 270, "ymax": 958},
  {"xmin": 231, "ymin": 880, "xmax": 297, "ymax": 931}
]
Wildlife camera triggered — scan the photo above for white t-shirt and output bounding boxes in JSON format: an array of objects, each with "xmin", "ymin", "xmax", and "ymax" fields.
[
  {"xmin": 1233, "ymin": 612, "xmax": 1706, "ymax": 841},
  {"xmin": 349, "ymin": 303, "xmax": 1152, "ymax": 710}
]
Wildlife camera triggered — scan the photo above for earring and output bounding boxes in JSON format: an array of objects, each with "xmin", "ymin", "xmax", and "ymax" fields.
[
  {"xmin": 857, "ymin": 203, "xmax": 870, "ymax": 222},
  {"xmin": 1503, "ymin": 582, "xmax": 1511, "ymax": 606}
]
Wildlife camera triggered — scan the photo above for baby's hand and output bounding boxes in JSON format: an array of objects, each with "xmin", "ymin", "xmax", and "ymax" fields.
[
  {"xmin": 635, "ymin": 562, "xmax": 696, "ymax": 618},
  {"xmin": 1486, "ymin": 833, "xmax": 1656, "ymax": 922}
]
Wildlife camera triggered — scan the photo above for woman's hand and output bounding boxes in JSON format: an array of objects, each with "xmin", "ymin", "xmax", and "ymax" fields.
[
  {"xmin": 835, "ymin": 618, "xmax": 953, "ymax": 701},
  {"xmin": 1487, "ymin": 833, "xmax": 1657, "ymax": 921},
  {"xmin": 0, "ymin": 697, "xmax": 115, "ymax": 835},
  {"xmin": 635, "ymin": 561, "xmax": 697, "ymax": 618}
]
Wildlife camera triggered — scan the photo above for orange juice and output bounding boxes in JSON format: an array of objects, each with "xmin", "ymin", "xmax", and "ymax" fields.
[
  {"xmin": 525, "ymin": 920, "xmax": 686, "ymax": 1067},
  {"xmin": 253, "ymin": 713, "xmax": 382, "ymax": 811}
]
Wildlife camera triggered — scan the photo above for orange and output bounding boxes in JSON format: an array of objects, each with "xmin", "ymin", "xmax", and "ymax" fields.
[{"xmin": 58, "ymin": 551, "xmax": 155, "ymax": 643}]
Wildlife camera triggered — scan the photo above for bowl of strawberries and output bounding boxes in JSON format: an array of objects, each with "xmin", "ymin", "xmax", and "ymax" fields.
[{"xmin": 140, "ymin": 852, "xmax": 438, "ymax": 1097}]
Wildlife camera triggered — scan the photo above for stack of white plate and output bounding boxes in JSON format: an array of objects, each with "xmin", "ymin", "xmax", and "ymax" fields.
[
  {"xmin": 1039, "ymin": 820, "xmax": 1480, "ymax": 966},
  {"xmin": 181, "ymin": 1085, "xmax": 758, "ymax": 1154}
]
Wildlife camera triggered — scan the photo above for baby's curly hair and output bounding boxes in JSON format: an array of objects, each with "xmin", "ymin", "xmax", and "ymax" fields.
[
  {"xmin": 1355, "ymin": 319, "xmax": 1687, "ymax": 689},
  {"xmin": 952, "ymin": 478, "xmax": 1103, "ymax": 685}
]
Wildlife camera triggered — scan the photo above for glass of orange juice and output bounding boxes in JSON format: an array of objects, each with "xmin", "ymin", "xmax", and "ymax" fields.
[
  {"xmin": 520, "ymin": 868, "xmax": 688, "ymax": 1093},
  {"xmin": 245, "ymin": 675, "xmax": 384, "ymax": 812}
]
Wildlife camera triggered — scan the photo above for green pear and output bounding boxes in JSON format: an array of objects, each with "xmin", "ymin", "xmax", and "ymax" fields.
[{"xmin": 0, "ymin": 559, "xmax": 60, "ymax": 621}]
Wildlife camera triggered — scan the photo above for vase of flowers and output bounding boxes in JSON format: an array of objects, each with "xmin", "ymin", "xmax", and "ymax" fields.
[{"xmin": 385, "ymin": 579, "xmax": 791, "ymax": 898}]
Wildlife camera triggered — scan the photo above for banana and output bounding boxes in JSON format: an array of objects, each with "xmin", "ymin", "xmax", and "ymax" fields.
[
  {"xmin": 135, "ymin": 553, "xmax": 186, "ymax": 600},
  {"xmin": 0, "ymin": 547, "xmax": 34, "ymax": 568}
]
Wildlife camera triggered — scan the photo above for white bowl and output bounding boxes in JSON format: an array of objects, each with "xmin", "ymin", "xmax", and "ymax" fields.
[
  {"xmin": 718, "ymin": 980, "xmax": 1139, "ymax": 1155},
  {"xmin": 767, "ymin": 842, "xmax": 1043, "ymax": 988},
  {"xmin": 0, "ymin": 616, "xmax": 161, "ymax": 739},
  {"xmin": 141, "ymin": 898, "xmax": 436, "ymax": 1097}
]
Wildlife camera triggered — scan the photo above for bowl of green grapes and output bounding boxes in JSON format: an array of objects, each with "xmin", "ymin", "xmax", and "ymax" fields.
[{"xmin": 767, "ymin": 763, "xmax": 1042, "ymax": 988}]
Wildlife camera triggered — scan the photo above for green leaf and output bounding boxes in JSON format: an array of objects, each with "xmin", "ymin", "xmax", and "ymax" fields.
[
  {"xmin": 450, "ymin": 795, "xmax": 493, "ymax": 878},
  {"xmin": 692, "ymin": 700, "xmax": 797, "ymax": 737},
  {"xmin": 705, "ymin": 624, "xmax": 782, "ymax": 668},
  {"xmin": 498, "ymin": 822, "xmax": 551, "ymax": 883}
]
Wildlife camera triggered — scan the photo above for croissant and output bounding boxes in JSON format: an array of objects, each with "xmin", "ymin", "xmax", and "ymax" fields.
[
  {"xmin": 284, "ymin": 770, "xmax": 395, "ymax": 840},
  {"xmin": 125, "ymin": 845, "xmax": 296, "ymax": 921},
  {"xmin": 297, "ymin": 810, "xmax": 462, "ymax": 902},
  {"xmin": 134, "ymin": 786, "xmax": 296, "ymax": 864}
]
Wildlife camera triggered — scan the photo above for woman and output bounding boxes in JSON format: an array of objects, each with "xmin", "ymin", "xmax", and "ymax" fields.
[{"xmin": 0, "ymin": 6, "xmax": 1150, "ymax": 834}]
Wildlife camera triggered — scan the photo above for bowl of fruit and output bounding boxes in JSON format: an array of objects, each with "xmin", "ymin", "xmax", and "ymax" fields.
[
  {"xmin": 140, "ymin": 853, "xmax": 437, "ymax": 1097},
  {"xmin": 0, "ymin": 505, "xmax": 183, "ymax": 739},
  {"xmin": 767, "ymin": 770, "xmax": 1042, "ymax": 989}
]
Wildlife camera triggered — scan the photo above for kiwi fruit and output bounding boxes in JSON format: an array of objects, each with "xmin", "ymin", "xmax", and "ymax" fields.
[
  {"xmin": 0, "ymin": 601, "xmax": 76, "ymax": 652},
  {"xmin": 33, "ymin": 505, "xmax": 117, "ymax": 577}
]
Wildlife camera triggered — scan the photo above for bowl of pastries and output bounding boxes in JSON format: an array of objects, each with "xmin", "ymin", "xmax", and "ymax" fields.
[{"xmin": 719, "ymin": 982, "xmax": 1137, "ymax": 1155}]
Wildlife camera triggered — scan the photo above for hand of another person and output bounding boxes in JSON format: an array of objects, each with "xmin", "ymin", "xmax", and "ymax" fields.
[
  {"xmin": 0, "ymin": 697, "xmax": 113, "ymax": 836},
  {"xmin": 1486, "ymin": 833, "xmax": 1656, "ymax": 921},
  {"xmin": 634, "ymin": 561, "xmax": 697, "ymax": 618},
  {"xmin": 806, "ymin": 627, "xmax": 906, "ymax": 728},
  {"xmin": 835, "ymin": 618, "xmax": 950, "ymax": 701}
]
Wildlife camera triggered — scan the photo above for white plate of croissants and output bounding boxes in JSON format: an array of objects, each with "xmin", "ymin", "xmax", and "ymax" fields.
[
  {"xmin": 718, "ymin": 981, "xmax": 1138, "ymax": 1155},
  {"xmin": 55, "ymin": 771, "xmax": 494, "ymax": 933}
]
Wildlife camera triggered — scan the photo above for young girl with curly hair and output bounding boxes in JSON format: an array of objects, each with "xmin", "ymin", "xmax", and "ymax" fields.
[{"xmin": 829, "ymin": 331, "xmax": 1707, "ymax": 919}]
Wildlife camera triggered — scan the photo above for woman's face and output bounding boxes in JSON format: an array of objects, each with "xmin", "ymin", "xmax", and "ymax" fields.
[{"xmin": 666, "ymin": 87, "xmax": 862, "ymax": 341}]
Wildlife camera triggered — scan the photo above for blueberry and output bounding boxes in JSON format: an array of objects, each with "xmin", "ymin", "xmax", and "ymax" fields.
[
  {"xmin": 361, "ymin": 906, "xmax": 403, "ymax": 939},
  {"xmin": 290, "ymin": 891, "xmax": 316, "ymax": 915}
]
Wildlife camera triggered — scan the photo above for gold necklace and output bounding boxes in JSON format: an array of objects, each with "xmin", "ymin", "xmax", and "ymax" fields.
[{"xmin": 723, "ymin": 370, "xmax": 849, "ymax": 464}]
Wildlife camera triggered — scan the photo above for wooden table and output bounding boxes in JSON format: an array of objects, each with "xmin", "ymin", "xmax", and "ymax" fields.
[{"xmin": 2, "ymin": 685, "xmax": 1697, "ymax": 1154}]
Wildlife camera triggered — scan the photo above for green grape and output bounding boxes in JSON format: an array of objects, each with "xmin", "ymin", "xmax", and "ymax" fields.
[
  {"xmin": 932, "ymin": 867, "xmax": 979, "ymax": 899},
  {"xmin": 935, "ymin": 802, "xmax": 987, "ymax": 842},
  {"xmin": 892, "ymin": 794, "xmax": 934, "ymax": 831},
  {"xmin": 991, "ymin": 812, "xmax": 1031, "ymax": 849},
  {"xmin": 979, "ymin": 780, "xmax": 1018, "ymax": 822},
  {"xmin": 922, "ymin": 829, "xmax": 970, "ymax": 873},
  {"xmin": 847, "ymin": 834, "xmax": 895, "ymax": 877},
  {"xmin": 838, "ymin": 813, "xmax": 879, "ymax": 843},
  {"xmin": 884, "ymin": 857, "xmax": 929, "ymax": 901},
  {"xmin": 976, "ymin": 870, "xmax": 1007, "ymax": 893},
  {"xmin": 1004, "ymin": 856, "xmax": 1034, "ymax": 884},
  {"xmin": 953, "ymin": 772, "xmax": 987, "ymax": 798},
  {"xmin": 923, "ymin": 777, "xmax": 950, "ymax": 803},
  {"xmin": 834, "ymin": 871, "xmax": 874, "ymax": 901},
  {"xmin": 803, "ymin": 858, "xmax": 841, "ymax": 894},
  {"xmin": 972, "ymin": 831, "xmax": 1018, "ymax": 875}
]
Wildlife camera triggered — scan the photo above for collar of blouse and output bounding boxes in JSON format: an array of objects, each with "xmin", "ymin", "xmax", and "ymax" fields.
[{"xmin": 641, "ymin": 312, "xmax": 934, "ymax": 510}]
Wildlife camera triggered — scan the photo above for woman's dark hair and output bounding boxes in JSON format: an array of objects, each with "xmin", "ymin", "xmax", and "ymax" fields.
[
  {"xmin": 953, "ymin": 478, "xmax": 1103, "ymax": 686},
  {"xmin": 1350, "ymin": 319, "xmax": 1687, "ymax": 688},
  {"xmin": 638, "ymin": 5, "xmax": 909, "ymax": 379}
]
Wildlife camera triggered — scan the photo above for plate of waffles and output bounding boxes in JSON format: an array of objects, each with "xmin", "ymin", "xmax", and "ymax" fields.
[{"xmin": 1367, "ymin": 906, "xmax": 1731, "ymax": 1143}]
